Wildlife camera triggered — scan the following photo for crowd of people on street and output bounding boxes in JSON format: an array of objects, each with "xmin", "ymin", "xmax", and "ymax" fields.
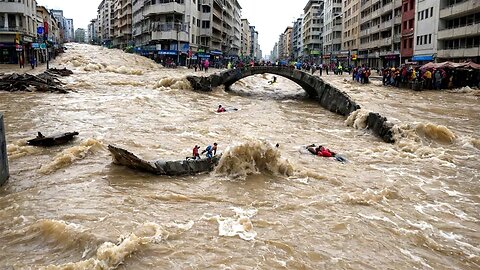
[{"xmin": 381, "ymin": 65, "xmax": 479, "ymax": 90}]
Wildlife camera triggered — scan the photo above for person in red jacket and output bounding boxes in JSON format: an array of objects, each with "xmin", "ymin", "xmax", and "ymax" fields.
[
  {"xmin": 192, "ymin": 145, "xmax": 201, "ymax": 160},
  {"xmin": 217, "ymin": 105, "xmax": 226, "ymax": 113},
  {"xmin": 317, "ymin": 146, "xmax": 334, "ymax": 157}
]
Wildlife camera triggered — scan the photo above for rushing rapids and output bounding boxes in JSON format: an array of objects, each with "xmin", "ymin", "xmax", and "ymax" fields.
[{"xmin": 0, "ymin": 44, "xmax": 478, "ymax": 269}]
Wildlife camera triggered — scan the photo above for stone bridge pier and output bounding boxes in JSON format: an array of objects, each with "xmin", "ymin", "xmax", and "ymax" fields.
[{"xmin": 187, "ymin": 67, "xmax": 394, "ymax": 143}]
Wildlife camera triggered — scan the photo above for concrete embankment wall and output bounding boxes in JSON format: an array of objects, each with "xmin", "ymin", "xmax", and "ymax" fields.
[
  {"xmin": 186, "ymin": 69, "xmax": 395, "ymax": 143},
  {"xmin": 0, "ymin": 113, "xmax": 9, "ymax": 186}
]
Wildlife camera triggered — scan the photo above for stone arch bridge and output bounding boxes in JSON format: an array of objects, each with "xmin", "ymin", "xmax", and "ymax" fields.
[{"xmin": 186, "ymin": 67, "xmax": 394, "ymax": 143}]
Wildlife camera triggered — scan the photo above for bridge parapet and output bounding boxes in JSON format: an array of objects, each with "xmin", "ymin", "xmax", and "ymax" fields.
[{"xmin": 186, "ymin": 68, "xmax": 394, "ymax": 143}]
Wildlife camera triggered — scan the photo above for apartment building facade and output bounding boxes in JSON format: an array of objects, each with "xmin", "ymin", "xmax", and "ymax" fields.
[
  {"xmin": 400, "ymin": 0, "xmax": 415, "ymax": 62},
  {"xmin": 303, "ymin": 0, "xmax": 324, "ymax": 62},
  {"xmin": 0, "ymin": 0, "xmax": 38, "ymax": 63},
  {"xmin": 412, "ymin": 0, "xmax": 439, "ymax": 63},
  {"xmin": 240, "ymin": 18, "xmax": 251, "ymax": 58},
  {"xmin": 436, "ymin": 0, "xmax": 480, "ymax": 63},
  {"xmin": 64, "ymin": 18, "xmax": 74, "ymax": 42},
  {"xmin": 129, "ymin": 0, "xmax": 244, "ymax": 65},
  {"xmin": 292, "ymin": 17, "xmax": 304, "ymax": 60},
  {"xmin": 358, "ymin": 0, "xmax": 402, "ymax": 68},
  {"xmin": 342, "ymin": 0, "xmax": 361, "ymax": 64},
  {"xmin": 112, "ymin": 0, "xmax": 132, "ymax": 48},
  {"xmin": 323, "ymin": 0, "xmax": 343, "ymax": 64}
]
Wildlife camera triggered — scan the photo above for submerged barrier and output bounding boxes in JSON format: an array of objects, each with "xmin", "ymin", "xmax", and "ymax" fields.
[
  {"xmin": 187, "ymin": 67, "xmax": 395, "ymax": 143},
  {"xmin": 0, "ymin": 113, "xmax": 8, "ymax": 185}
]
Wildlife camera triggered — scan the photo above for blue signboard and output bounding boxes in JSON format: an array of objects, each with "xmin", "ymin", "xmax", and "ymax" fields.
[
  {"xmin": 210, "ymin": 50, "xmax": 222, "ymax": 56},
  {"xmin": 197, "ymin": 54, "xmax": 210, "ymax": 58},
  {"xmin": 37, "ymin": 27, "xmax": 44, "ymax": 35},
  {"xmin": 158, "ymin": 50, "xmax": 177, "ymax": 55},
  {"xmin": 31, "ymin": 43, "xmax": 39, "ymax": 49}
]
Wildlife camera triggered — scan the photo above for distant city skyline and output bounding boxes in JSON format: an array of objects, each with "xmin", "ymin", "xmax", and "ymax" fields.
[{"xmin": 35, "ymin": 0, "xmax": 306, "ymax": 53}]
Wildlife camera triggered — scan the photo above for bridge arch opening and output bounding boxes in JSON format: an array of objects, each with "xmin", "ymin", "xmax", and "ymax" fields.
[{"xmin": 228, "ymin": 73, "xmax": 308, "ymax": 100}]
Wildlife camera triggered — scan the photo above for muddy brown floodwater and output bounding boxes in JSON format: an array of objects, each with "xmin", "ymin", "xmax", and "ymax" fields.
[{"xmin": 0, "ymin": 44, "xmax": 479, "ymax": 269}]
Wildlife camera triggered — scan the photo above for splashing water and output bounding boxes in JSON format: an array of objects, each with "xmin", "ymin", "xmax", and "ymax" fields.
[{"xmin": 215, "ymin": 139, "xmax": 294, "ymax": 179}]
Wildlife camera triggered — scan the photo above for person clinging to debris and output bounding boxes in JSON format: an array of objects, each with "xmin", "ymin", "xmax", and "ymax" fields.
[
  {"xmin": 202, "ymin": 143, "xmax": 218, "ymax": 159},
  {"xmin": 192, "ymin": 145, "xmax": 201, "ymax": 160}
]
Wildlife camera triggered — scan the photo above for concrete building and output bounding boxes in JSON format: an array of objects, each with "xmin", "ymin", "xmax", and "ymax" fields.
[
  {"xmin": 74, "ymin": 28, "xmax": 86, "ymax": 43},
  {"xmin": 0, "ymin": 0, "xmax": 38, "ymax": 64},
  {"xmin": 412, "ymin": 0, "xmax": 439, "ymax": 63},
  {"xmin": 249, "ymin": 25, "xmax": 260, "ymax": 60},
  {"xmin": 281, "ymin": 27, "xmax": 293, "ymax": 60},
  {"xmin": 342, "ymin": 0, "xmax": 361, "ymax": 65},
  {"xmin": 88, "ymin": 19, "xmax": 98, "ymax": 44},
  {"xmin": 112, "ymin": 0, "xmax": 132, "ymax": 48},
  {"xmin": 50, "ymin": 9, "xmax": 65, "ymax": 43},
  {"xmin": 323, "ymin": 0, "xmax": 343, "ymax": 64},
  {"xmin": 130, "ymin": 0, "xmax": 243, "ymax": 65},
  {"xmin": 358, "ymin": 0, "xmax": 402, "ymax": 68},
  {"xmin": 436, "ymin": 0, "xmax": 480, "ymax": 63},
  {"xmin": 98, "ymin": 0, "xmax": 113, "ymax": 46},
  {"xmin": 400, "ymin": 0, "xmax": 415, "ymax": 62},
  {"xmin": 241, "ymin": 18, "xmax": 251, "ymax": 58},
  {"xmin": 270, "ymin": 42, "xmax": 278, "ymax": 61},
  {"xmin": 64, "ymin": 18, "xmax": 74, "ymax": 42},
  {"xmin": 303, "ymin": 0, "xmax": 324, "ymax": 63},
  {"xmin": 292, "ymin": 17, "xmax": 304, "ymax": 60}
]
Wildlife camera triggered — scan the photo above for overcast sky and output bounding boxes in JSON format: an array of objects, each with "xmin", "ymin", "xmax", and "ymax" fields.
[{"xmin": 36, "ymin": 0, "xmax": 305, "ymax": 56}]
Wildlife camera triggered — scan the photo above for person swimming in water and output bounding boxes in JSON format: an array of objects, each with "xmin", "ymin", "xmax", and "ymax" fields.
[
  {"xmin": 217, "ymin": 105, "xmax": 226, "ymax": 113},
  {"xmin": 268, "ymin": 76, "xmax": 277, "ymax": 85},
  {"xmin": 306, "ymin": 144, "xmax": 346, "ymax": 162}
]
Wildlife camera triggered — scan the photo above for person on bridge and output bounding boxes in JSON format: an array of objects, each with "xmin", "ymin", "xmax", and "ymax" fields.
[{"xmin": 217, "ymin": 105, "xmax": 226, "ymax": 113}]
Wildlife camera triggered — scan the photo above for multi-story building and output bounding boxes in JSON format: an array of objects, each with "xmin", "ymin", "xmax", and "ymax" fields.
[
  {"xmin": 400, "ymin": 0, "xmax": 415, "ymax": 62},
  {"xmin": 303, "ymin": 0, "xmax": 324, "ymax": 63},
  {"xmin": 36, "ymin": 6, "xmax": 61, "ymax": 63},
  {"xmin": 412, "ymin": 0, "xmax": 440, "ymax": 63},
  {"xmin": 98, "ymin": 0, "xmax": 113, "ymax": 46},
  {"xmin": 64, "ymin": 18, "xmax": 74, "ymax": 42},
  {"xmin": 270, "ymin": 42, "xmax": 278, "ymax": 62},
  {"xmin": 50, "ymin": 9, "xmax": 65, "ymax": 43},
  {"xmin": 284, "ymin": 27, "xmax": 293, "ymax": 60},
  {"xmin": 241, "ymin": 18, "xmax": 251, "ymax": 58},
  {"xmin": 358, "ymin": 0, "xmax": 402, "ymax": 68},
  {"xmin": 112, "ymin": 0, "xmax": 132, "ymax": 48},
  {"xmin": 342, "ymin": 0, "xmax": 361, "ymax": 65},
  {"xmin": 436, "ymin": 0, "xmax": 480, "ymax": 63},
  {"xmin": 88, "ymin": 19, "xmax": 98, "ymax": 44},
  {"xmin": 249, "ymin": 25, "xmax": 260, "ymax": 60},
  {"xmin": 292, "ymin": 17, "xmax": 304, "ymax": 60},
  {"xmin": 130, "ymin": 0, "xmax": 243, "ymax": 65},
  {"xmin": 323, "ymin": 0, "xmax": 343, "ymax": 64},
  {"xmin": 0, "ymin": 0, "xmax": 38, "ymax": 64},
  {"xmin": 278, "ymin": 33, "xmax": 285, "ymax": 61},
  {"xmin": 74, "ymin": 28, "xmax": 86, "ymax": 43}
]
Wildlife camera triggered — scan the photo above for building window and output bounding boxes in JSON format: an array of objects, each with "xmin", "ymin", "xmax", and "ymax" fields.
[{"xmin": 429, "ymin": 34, "xmax": 432, "ymax": 44}]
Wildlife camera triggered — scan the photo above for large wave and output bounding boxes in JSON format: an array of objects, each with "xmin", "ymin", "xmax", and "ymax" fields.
[
  {"xmin": 215, "ymin": 139, "xmax": 294, "ymax": 179},
  {"xmin": 39, "ymin": 138, "xmax": 104, "ymax": 174}
]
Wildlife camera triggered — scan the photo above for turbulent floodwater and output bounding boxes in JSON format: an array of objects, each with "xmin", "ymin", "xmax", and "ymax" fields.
[{"xmin": 0, "ymin": 44, "xmax": 479, "ymax": 269}]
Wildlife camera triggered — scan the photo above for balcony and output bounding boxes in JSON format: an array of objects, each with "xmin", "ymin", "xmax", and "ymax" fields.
[
  {"xmin": 0, "ymin": 27, "xmax": 26, "ymax": 34},
  {"xmin": 437, "ymin": 47, "xmax": 480, "ymax": 58},
  {"xmin": 440, "ymin": 0, "xmax": 480, "ymax": 19},
  {"xmin": 1, "ymin": 2, "xmax": 24, "ymax": 13},
  {"xmin": 151, "ymin": 30, "xmax": 189, "ymax": 42},
  {"xmin": 144, "ymin": 2, "xmax": 185, "ymax": 16},
  {"xmin": 438, "ymin": 23, "xmax": 480, "ymax": 40},
  {"xmin": 199, "ymin": 28, "xmax": 212, "ymax": 37}
]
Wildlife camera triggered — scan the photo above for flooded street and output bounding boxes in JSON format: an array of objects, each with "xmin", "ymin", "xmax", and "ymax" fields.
[{"xmin": 0, "ymin": 44, "xmax": 479, "ymax": 269}]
